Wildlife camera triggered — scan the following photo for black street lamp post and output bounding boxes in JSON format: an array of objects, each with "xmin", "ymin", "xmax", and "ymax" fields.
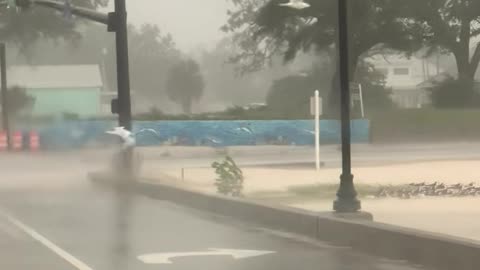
[
  {"xmin": 333, "ymin": 0, "xmax": 361, "ymax": 213},
  {"xmin": 280, "ymin": 0, "xmax": 361, "ymax": 213}
]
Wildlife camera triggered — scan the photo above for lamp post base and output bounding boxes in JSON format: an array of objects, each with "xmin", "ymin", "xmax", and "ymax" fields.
[
  {"xmin": 333, "ymin": 198, "xmax": 361, "ymax": 213},
  {"xmin": 333, "ymin": 174, "xmax": 361, "ymax": 213}
]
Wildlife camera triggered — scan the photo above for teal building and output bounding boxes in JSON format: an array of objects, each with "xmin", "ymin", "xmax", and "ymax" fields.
[{"xmin": 8, "ymin": 65, "xmax": 103, "ymax": 117}]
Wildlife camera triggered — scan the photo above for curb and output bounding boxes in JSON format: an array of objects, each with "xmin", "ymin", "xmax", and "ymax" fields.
[{"xmin": 89, "ymin": 172, "xmax": 480, "ymax": 270}]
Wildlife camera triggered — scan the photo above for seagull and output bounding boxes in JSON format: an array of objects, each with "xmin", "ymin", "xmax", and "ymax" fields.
[
  {"xmin": 105, "ymin": 127, "xmax": 161, "ymax": 149},
  {"xmin": 278, "ymin": 0, "xmax": 310, "ymax": 10},
  {"xmin": 106, "ymin": 127, "xmax": 135, "ymax": 149}
]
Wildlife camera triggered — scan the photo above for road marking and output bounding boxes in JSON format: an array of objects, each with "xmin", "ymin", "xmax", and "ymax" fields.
[
  {"xmin": 0, "ymin": 209, "xmax": 94, "ymax": 270},
  {"xmin": 0, "ymin": 219, "xmax": 27, "ymax": 240},
  {"xmin": 138, "ymin": 248, "xmax": 275, "ymax": 264}
]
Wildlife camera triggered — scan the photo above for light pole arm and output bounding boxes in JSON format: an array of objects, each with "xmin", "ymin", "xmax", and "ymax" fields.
[{"xmin": 25, "ymin": 0, "xmax": 109, "ymax": 25}]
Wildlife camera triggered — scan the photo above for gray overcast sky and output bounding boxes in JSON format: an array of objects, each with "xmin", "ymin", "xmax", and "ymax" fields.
[{"xmin": 112, "ymin": 0, "xmax": 231, "ymax": 51}]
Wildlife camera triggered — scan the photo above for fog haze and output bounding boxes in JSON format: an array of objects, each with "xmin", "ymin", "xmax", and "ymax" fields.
[{"xmin": 109, "ymin": 0, "xmax": 231, "ymax": 51}]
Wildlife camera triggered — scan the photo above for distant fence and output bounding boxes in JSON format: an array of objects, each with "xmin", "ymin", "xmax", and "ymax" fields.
[{"xmin": 23, "ymin": 119, "xmax": 370, "ymax": 150}]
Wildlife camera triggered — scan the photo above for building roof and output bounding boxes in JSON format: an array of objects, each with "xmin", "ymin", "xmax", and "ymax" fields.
[{"xmin": 7, "ymin": 65, "xmax": 103, "ymax": 89}]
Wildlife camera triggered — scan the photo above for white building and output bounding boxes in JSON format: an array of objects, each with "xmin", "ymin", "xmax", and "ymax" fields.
[{"xmin": 368, "ymin": 54, "xmax": 446, "ymax": 108}]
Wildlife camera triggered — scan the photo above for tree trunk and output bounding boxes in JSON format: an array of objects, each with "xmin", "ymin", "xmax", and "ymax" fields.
[
  {"xmin": 453, "ymin": 49, "xmax": 476, "ymax": 107},
  {"xmin": 455, "ymin": 17, "xmax": 475, "ymax": 81}
]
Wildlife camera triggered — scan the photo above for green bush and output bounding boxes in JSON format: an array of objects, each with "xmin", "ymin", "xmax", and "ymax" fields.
[
  {"xmin": 429, "ymin": 77, "xmax": 480, "ymax": 108},
  {"xmin": 212, "ymin": 156, "xmax": 244, "ymax": 197}
]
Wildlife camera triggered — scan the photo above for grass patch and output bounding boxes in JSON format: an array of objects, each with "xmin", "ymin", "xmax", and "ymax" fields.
[
  {"xmin": 249, "ymin": 183, "xmax": 410, "ymax": 203},
  {"xmin": 288, "ymin": 183, "xmax": 381, "ymax": 199}
]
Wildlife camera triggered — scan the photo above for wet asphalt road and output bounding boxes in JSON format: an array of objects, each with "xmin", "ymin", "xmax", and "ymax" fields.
[{"xmin": 0, "ymin": 179, "xmax": 429, "ymax": 270}]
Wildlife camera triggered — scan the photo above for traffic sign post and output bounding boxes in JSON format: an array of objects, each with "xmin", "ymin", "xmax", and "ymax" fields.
[{"xmin": 310, "ymin": 90, "xmax": 322, "ymax": 171}]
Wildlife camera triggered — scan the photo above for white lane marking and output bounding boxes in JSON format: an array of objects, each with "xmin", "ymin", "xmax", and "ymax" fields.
[
  {"xmin": 0, "ymin": 209, "xmax": 94, "ymax": 270},
  {"xmin": 0, "ymin": 219, "xmax": 27, "ymax": 240},
  {"xmin": 138, "ymin": 248, "xmax": 276, "ymax": 264}
]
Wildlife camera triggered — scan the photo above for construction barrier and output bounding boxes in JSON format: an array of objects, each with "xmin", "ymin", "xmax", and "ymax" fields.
[
  {"xmin": 0, "ymin": 131, "xmax": 7, "ymax": 151},
  {"xmin": 12, "ymin": 131, "xmax": 22, "ymax": 151},
  {"xmin": 29, "ymin": 131, "xmax": 40, "ymax": 152}
]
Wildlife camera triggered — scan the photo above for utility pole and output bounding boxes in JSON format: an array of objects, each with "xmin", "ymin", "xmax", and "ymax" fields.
[
  {"xmin": 0, "ymin": 43, "xmax": 11, "ymax": 151},
  {"xmin": 111, "ymin": 0, "xmax": 132, "ymax": 131}
]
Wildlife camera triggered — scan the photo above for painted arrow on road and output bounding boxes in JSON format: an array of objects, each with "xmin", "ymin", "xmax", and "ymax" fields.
[{"xmin": 138, "ymin": 248, "xmax": 276, "ymax": 264}]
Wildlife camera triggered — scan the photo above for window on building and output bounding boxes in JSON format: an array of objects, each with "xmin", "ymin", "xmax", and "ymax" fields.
[{"xmin": 393, "ymin": 67, "xmax": 410, "ymax": 75}]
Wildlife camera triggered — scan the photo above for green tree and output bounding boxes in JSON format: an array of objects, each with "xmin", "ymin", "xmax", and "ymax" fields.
[
  {"xmin": 402, "ymin": 0, "xmax": 480, "ymax": 82},
  {"xmin": 266, "ymin": 59, "xmax": 392, "ymax": 118},
  {"xmin": 429, "ymin": 76, "xmax": 480, "ymax": 108},
  {"xmin": 223, "ymin": 0, "xmax": 423, "ymax": 116},
  {"xmin": 1, "ymin": 86, "xmax": 35, "ymax": 117},
  {"xmin": 266, "ymin": 64, "xmax": 332, "ymax": 118},
  {"xmin": 354, "ymin": 62, "xmax": 394, "ymax": 112},
  {"xmin": 0, "ymin": 0, "xmax": 108, "ymax": 50},
  {"xmin": 166, "ymin": 58, "xmax": 205, "ymax": 114},
  {"xmin": 127, "ymin": 24, "xmax": 181, "ymax": 101},
  {"xmin": 399, "ymin": 0, "xmax": 480, "ymax": 107}
]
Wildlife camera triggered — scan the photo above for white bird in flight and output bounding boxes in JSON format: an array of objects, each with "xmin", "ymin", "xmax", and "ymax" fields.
[
  {"xmin": 106, "ymin": 127, "xmax": 161, "ymax": 149},
  {"xmin": 278, "ymin": 0, "xmax": 310, "ymax": 10}
]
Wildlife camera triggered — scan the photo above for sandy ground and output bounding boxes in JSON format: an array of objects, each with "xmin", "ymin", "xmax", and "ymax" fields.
[{"xmin": 152, "ymin": 160, "xmax": 480, "ymax": 194}]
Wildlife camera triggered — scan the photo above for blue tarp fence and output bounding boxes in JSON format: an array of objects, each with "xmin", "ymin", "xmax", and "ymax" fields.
[{"xmin": 29, "ymin": 119, "xmax": 370, "ymax": 150}]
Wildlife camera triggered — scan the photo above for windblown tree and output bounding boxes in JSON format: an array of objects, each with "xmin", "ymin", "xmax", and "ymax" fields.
[
  {"xmin": 402, "ymin": 0, "xmax": 480, "ymax": 82},
  {"xmin": 223, "ymin": 0, "xmax": 423, "ymax": 116},
  {"xmin": 398, "ymin": 0, "xmax": 480, "ymax": 107},
  {"xmin": 0, "ymin": 0, "xmax": 109, "ymax": 50},
  {"xmin": 166, "ymin": 58, "xmax": 205, "ymax": 114},
  {"xmin": 1, "ymin": 86, "xmax": 35, "ymax": 118},
  {"xmin": 127, "ymin": 24, "xmax": 181, "ymax": 101},
  {"xmin": 266, "ymin": 59, "xmax": 393, "ymax": 118}
]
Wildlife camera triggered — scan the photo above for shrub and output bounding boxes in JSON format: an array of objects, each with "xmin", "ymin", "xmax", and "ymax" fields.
[
  {"xmin": 429, "ymin": 77, "xmax": 480, "ymax": 108},
  {"xmin": 212, "ymin": 156, "xmax": 244, "ymax": 197}
]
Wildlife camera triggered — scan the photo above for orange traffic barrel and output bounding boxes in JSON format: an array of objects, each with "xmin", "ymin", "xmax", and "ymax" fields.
[
  {"xmin": 0, "ymin": 131, "xmax": 7, "ymax": 151},
  {"xmin": 12, "ymin": 131, "xmax": 22, "ymax": 151},
  {"xmin": 29, "ymin": 131, "xmax": 40, "ymax": 151}
]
